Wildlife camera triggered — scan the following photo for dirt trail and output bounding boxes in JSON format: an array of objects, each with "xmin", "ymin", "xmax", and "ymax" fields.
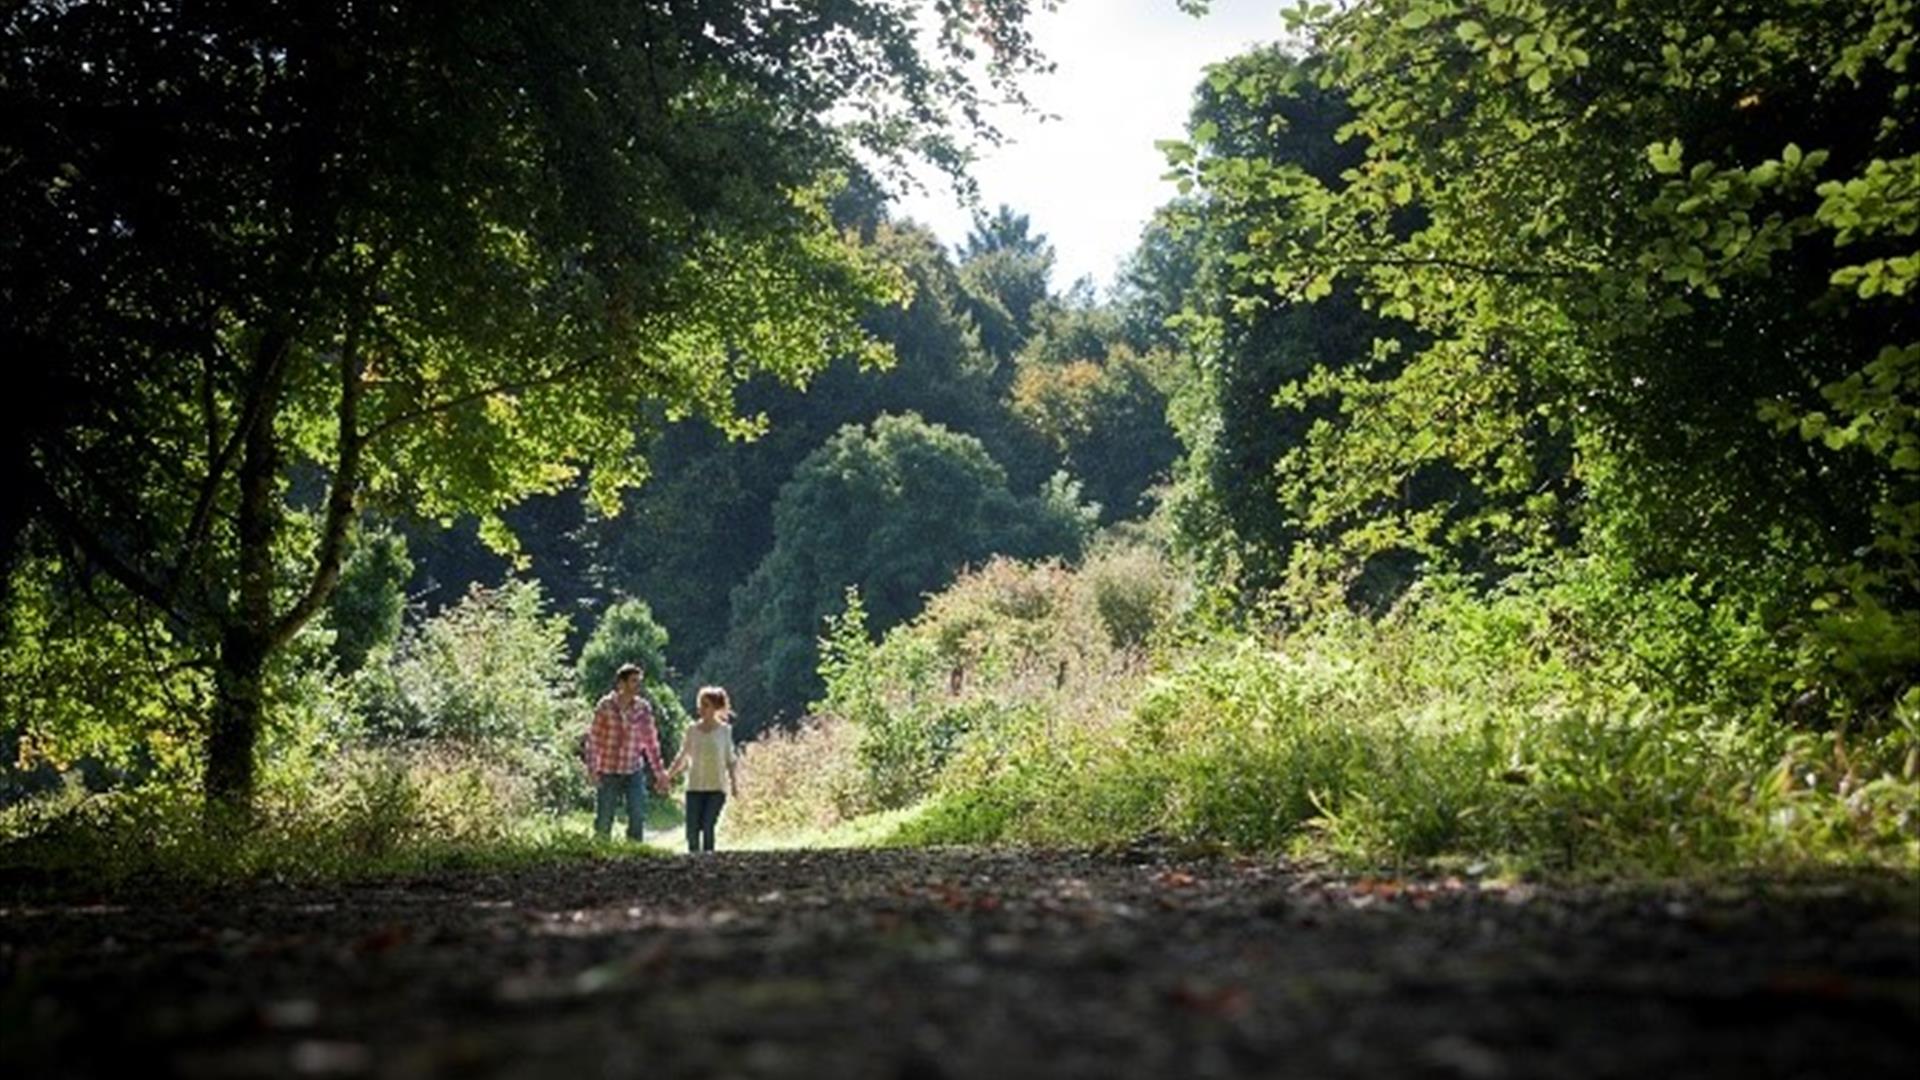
[{"xmin": 3, "ymin": 849, "xmax": 1916, "ymax": 1078}]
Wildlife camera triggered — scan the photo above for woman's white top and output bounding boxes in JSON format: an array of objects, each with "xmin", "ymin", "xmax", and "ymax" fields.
[{"xmin": 684, "ymin": 721, "xmax": 737, "ymax": 792}]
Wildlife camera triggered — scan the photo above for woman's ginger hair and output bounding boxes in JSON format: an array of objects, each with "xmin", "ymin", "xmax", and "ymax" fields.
[{"xmin": 696, "ymin": 685, "xmax": 732, "ymax": 720}]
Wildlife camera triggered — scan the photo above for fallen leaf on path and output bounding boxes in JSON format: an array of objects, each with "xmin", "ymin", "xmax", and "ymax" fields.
[
  {"xmin": 353, "ymin": 925, "xmax": 410, "ymax": 954},
  {"xmin": 1167, "ymin": 980, "xmax": 1250, "ymax": 1018}
]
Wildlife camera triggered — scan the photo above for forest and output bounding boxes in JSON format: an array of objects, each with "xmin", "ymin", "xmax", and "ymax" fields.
[
  {"xmin": 5, "ymin": 3, "xmax": 1917, "ymax": 1076},
  {"xmin": 2, "ymin": 0, "xmax": 1915, "ymax": 879}
]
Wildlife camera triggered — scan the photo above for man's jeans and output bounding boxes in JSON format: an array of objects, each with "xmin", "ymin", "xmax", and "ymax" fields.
[{"xmin": 594, "ymin": 772, "xmax": 648, "ymax": 841}]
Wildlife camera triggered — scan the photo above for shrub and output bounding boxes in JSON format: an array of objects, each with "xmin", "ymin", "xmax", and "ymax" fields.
[
  {"xmin": 576, "ymin": 598, "xmax": 689, "ymax": 764},
  {"xmin": 727, "ymin": 717, "xmax": 865, "ymax": 842},
  {"xmin": 1075, "ymin": 543, "xmax": 1183, "ymax": 656},
  {"xmin": 813, "ymin": 548, "xmax": 1166, "ymax": 822},
  {"xmin": 326, "ymin": 526, "xmax": 411, "ymax": 675},
  {"xmin": 0, "ymin": 743, "xmax": 570, "ymax": 887},
  {"xmin": 340, "ymin": 580, "xmax": 587, "ymax": 812},
  {"xmin": 1, "ymin": 554, "xmax": 208, "ymax": 805}
]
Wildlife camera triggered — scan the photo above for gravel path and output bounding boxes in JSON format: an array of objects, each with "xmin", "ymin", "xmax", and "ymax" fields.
[{"xmin": 3, "ymin": 848, "xmax": 1916, "ymax": 1078}]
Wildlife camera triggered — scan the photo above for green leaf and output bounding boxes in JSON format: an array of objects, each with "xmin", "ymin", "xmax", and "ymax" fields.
[
  {"xmin": 1157, "ymin": 139, "xmax": 1197, "ymax": 165},
  {"xmin": 1648, "ymin": 138, "xmax": 1685, "ymax": 174}
]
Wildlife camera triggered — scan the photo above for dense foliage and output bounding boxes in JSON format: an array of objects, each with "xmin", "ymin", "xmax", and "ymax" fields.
[
  {"xmin": 727, "ymin": 0, "xmax": 1918, "ymax": 872},
  {"xmin": 5, "ymin": 1, "xmax": 1914, "ymax": 878},
  {"xmin": 709, "ymin": 413, "xmax": 1095, "ymax": 730},
  {"xmin": 729, "ymin": 540, "xmax": 1187, "ymax": 839},
  {"xmin": 1163, "ymin": 0, "xmax": 1918, "ymax": 716},
  {"xmin": 0, "ymin": 0, "xmax": 1054, "ymax": 811}
]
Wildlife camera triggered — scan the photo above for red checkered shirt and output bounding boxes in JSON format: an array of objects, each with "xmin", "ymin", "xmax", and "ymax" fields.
[{"xmin": 586, "ymin": 691, "xmax": 665, "ymax": 781}]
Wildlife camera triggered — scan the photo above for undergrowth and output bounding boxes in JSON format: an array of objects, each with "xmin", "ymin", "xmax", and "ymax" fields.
[
  {"xmin": 752, "ymin": 550, "xmax": 1920, "ymax": 876},
  {"xmin": 0, "ymin": 749, "xmax": 658, "ymax": 894}
]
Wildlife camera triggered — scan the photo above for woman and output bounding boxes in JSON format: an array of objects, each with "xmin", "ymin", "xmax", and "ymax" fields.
[{"xmin": 667, "ymin": 686, "xmax": 740, "ymax": 852}]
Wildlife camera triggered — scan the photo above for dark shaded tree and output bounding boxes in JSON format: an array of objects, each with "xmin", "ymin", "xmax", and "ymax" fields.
[{"xmin": 0, "ymin": 0, "xmax": 1051, "ymax": 813}]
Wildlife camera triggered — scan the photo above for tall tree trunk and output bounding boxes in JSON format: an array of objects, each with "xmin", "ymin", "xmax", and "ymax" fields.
[
  {"xmin": 205, "ymin": 340, "xmax": 289, "ymax": 817},
  {"xmin": 207, "ymin": 625, "xmax": 268, "ymax": 814}
]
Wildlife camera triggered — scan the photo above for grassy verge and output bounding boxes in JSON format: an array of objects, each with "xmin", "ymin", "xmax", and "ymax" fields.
[
  {"xmin": 748, "ymin": 555, "xmax": 1920, "ymax": 878},
  {"xmin": 0, "ymin": 769, "xmax": 692, "ymax": 898},
  {"xmin": 730, "ymin": 804, "xmax": 934, "ymax": 851},
  {"xmin": 888, "ymin": 636, "xmax": 1920, "ymax": 878}
]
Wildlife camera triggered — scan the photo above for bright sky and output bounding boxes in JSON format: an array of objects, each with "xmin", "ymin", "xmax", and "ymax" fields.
[{"xmin": 891, "ymin": 1, "xmax": 1295, "ymax": 292}]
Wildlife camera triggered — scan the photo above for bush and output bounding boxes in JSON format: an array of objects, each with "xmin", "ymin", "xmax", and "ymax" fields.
[
  {"xmin": 576, "ymin": 598, "xmax": 689, "ymax": 765},
  {"xmin": 0, "ymin": 743, "xmax": 592, "ymax": 888},
  {"xmin": 337, "ymin": 580, "xmax": 588, "ymax": 812},
  {"xmin": 1, "ymin": 554, "xmax": 209, "ymax": 805},
  {"xmin": 1075, "ymin": 542, "xmax": 1183, "ymax": 656},
  {"xmin": 726, "ymin": 717, "xmax": 866, "ymax": 842},
  {"xmin": 326, "ymin": 526, "xmax": 411, "ymax": 675},
  {"xmin": 810, "ymin": 546, "xmax": 1173, "ymax": 825}
]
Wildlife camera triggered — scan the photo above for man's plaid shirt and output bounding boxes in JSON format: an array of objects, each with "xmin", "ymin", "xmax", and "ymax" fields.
[{"xmin": 586, "ymin": 691, "xmax": 665, "ymax": 781}]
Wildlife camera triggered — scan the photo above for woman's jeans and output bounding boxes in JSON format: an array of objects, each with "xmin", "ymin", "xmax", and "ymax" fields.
[
  {"xmin": 685, "ymin": 790, "xmax": 727, "ymax": 852},
  {"xmin": 594, "ymin": 772, "xmax": 649, "ymax": 841}
]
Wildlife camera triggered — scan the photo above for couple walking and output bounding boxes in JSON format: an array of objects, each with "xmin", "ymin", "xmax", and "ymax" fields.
[{"xmin": 584, "ymin": 663, "xmax": 739, "ymax": 851}]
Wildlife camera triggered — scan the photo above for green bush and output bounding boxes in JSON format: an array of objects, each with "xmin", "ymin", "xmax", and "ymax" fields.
[
  {"xmin": 1, "ymin": 554, "xmax": 209, "ymax": 804},
  {"xmin": 335, "ymin": 580, "xmax": 588, "ymax": 812},
  {"xmin": 576, "ymin": 598, "xmax": 689, "ymax": 765},
  {"xmin": 326, "ymin": 526, "xmax": 412, "ymax": 675},
  {"xmin": 811, "ymin": 547, "xmax": 1175, "ymax": 824}
]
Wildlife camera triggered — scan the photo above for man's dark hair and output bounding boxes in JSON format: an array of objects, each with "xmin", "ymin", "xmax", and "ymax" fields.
[{"xmin": 616, "ymin": 662, "xmax": 644, "ymax": 685}]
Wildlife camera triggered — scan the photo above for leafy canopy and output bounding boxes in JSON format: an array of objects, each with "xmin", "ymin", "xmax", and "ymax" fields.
[
  {"xmin": 1161, "ymin": 0, "xmax": 1918, "ymax": 706},
  {"xmin": 712, "ymin": 413, "xmax": 1095, "ymax": 728},
  {"xmin": 0, "ymin": 0, "xmax": 1056, "ymax": 801}
]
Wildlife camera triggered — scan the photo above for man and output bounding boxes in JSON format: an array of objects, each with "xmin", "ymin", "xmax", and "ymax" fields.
[{"xmin": 585, "ymin": 663, "xmax": 668, "ymax": 841}]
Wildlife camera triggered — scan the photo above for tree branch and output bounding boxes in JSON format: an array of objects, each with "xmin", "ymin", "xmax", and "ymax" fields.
[
  {"xmin": 360, "ymin": 357, "xmax": 599, "ymax": 445},
  {"xmin": 24, "ymin": 469, "xmax": 184, "ymax": 624},
  {"xmin": 170, "ymin": 328, "xmax": 293, "ymax": 596},
  {"xmin": 200, "ymin": 352, "xmax": 222, "ymax": 468},
  {"xmin": 272, "ymin": 304, "xmax": 374, "ymax": 650}
]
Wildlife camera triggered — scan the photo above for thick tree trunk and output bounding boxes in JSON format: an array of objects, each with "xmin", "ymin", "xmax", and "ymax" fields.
[
  {"xmin": 207, "ymin": 627, "xmax": 267, "ymax": 813},
  {"xmin": 205, "ymin": 337, "xmax": 289, "ymax": 819}
]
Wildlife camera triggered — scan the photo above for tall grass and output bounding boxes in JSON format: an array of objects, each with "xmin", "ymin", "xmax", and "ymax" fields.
[
  {"xmin": 0, "ymin": 748, "xmax": 644, "ymax": 893},
  {"xmin": 779, "ymin": 551, "xmax": 1920, "ymax": 874}
]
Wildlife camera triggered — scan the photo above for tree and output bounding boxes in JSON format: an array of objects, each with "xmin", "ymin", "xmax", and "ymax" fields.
[
  {"xmin": 326, "ymin": 527, "xmax": 411, "ymax": 675},
  {"xmin": 1152, "ymin": 47, "xmax": 1405, "ymax": 602},
  {"xmin": 1113, "ymin": 213, "xmax": 1205, "ymax": 356},
  {"xmin": 1010, "ymin": 297, "xmax": 1184, "ymax": 523},
  {"xmin": 1171, "ymin": 0, "xmax": 1916, "ymax": 704},
  {"xmin": 1, "ymin": 0, "xmax": 1052, "ymax": 813},
  {"xmin": 588, "ymin": 220, "xmax": 1044, "ymax": 673},
  {"xmin": 958, "ymin": 205, "xmax": 1059, "ymax": 364},
  {"xmin": 708, "ymin": 414, "xmax": 1094, "ymax": 729},
  {"xmin": 575, "ymin": 598, "xmax": 688, "ymax": 765}
]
